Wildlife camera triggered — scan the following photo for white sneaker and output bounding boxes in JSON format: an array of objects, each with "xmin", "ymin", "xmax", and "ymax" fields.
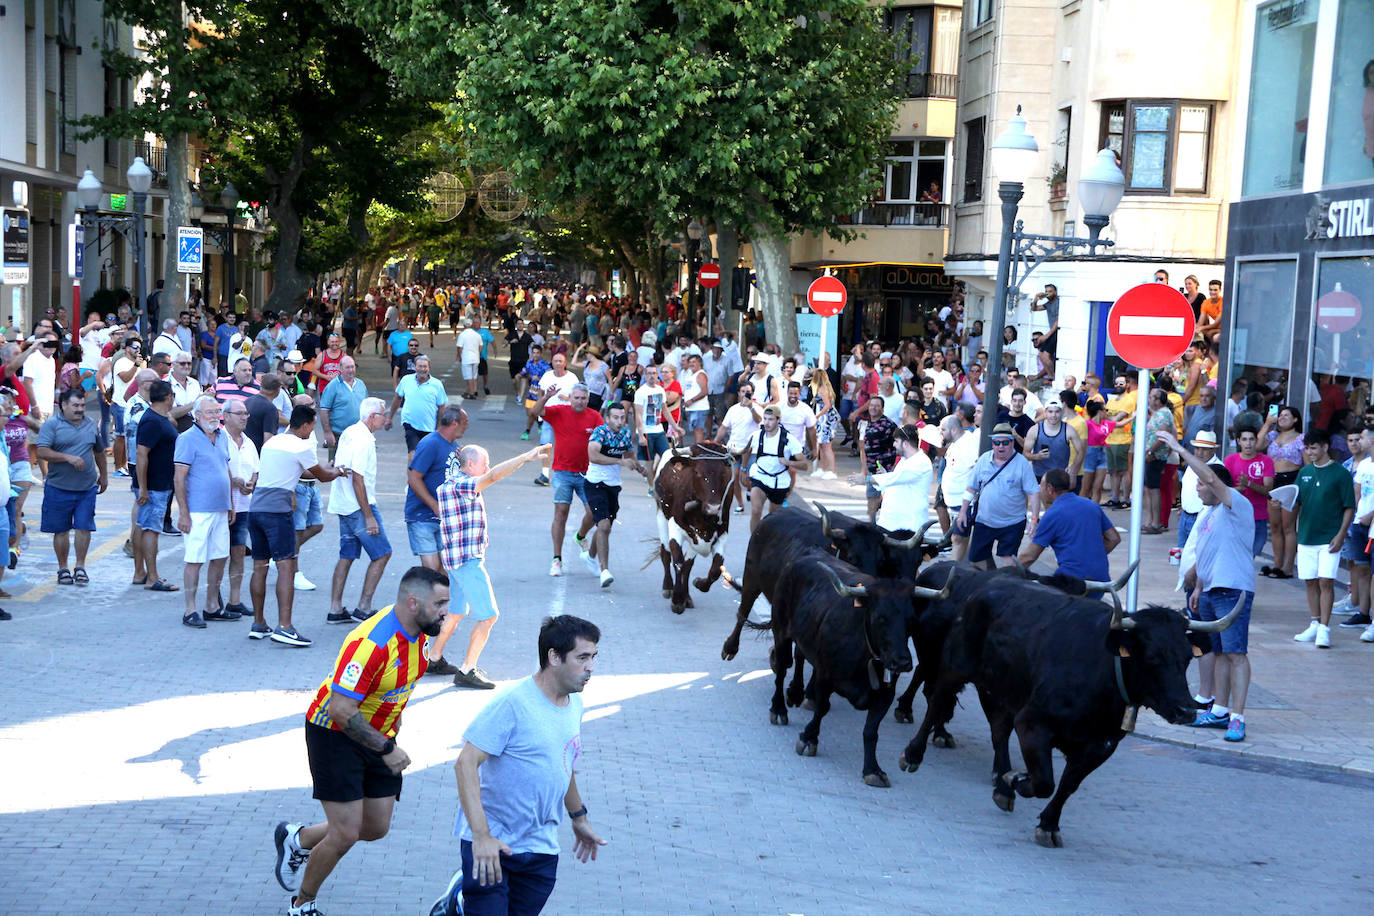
[
  {"xmin": 274, "ymin": 821, "xmax": 309, "ymax": 892},
  {"xmin": 580, "ymin": 548, "xmax": 599, "ymax": 575},
  {"xmin": 1361, "ymin": 624, "xmax": 1374, "ymax": 643},
  {"xmin": 809, "ymin": 468, "xmax": 823, "ymax": 478},
  {"xmin": 549, "ymin": 558, "xmax": 563, "ymax": 577},
  {"xmin": 294, "ymin": 571, "xmax": 316, "ymax": 591},
  {"xmin": 600, "ymin": 569, "xmax": 614, "ymax": 588},
  {"xmin": 1294, "ymin": 620, "xmax": 1320, "ymax": 642},
  {"xmin": 821, "ymin": 471, "xmax": 837, "ymax": 480},
  {"xmin": 1316, "ymin": 624, "xmax": 1332, "ymax": 648},
  {"xmin": 1332, "ymin": 597, "xmax": 1355, "ymax": 614}
]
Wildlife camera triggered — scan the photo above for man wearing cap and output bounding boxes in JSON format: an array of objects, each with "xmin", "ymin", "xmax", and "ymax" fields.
[
  {"xmin": 281, "ymin": 350, "xmax": 310, "ymax": 399},
  {"xmin": 1018, "ymin": 467, "xmax": 1120, "ymax": 579},
  {"xmin": 745, "ymin": 404, "xmax": 808, "ymax": 533},
  {"xmin": 961, "ymin": 422, "xmax": 1041, "ymax": 569},
  {"xmin": 457, "ymin": 318, "xmax": 483, "ymax": 400}
]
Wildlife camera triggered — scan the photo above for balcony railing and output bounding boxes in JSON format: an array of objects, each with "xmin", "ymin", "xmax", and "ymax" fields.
[
  {"xmin": 133, "ymin": 140, "xmax": 214, "ymax": 189},
  {"xmin": 898, "ymin": 72, "xmax": 957, "ymax": 99},
  {"xmin": 839, "ymin": 202, "xmax": 948, "ymax": 228}
]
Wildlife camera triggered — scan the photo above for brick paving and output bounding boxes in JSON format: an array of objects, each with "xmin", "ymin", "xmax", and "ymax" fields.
[{"xmin": 2, "ymin": 334, "xmax": 1373, "ymax": 914}]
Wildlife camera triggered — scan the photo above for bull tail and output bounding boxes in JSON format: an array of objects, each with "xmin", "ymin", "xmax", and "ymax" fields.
[
  {"xmin": 720, "ymin": 569, "xmax": 738, "ymax": 591},
  {"xmin": 744, "ymin": 618, "xmax": 772, "ymax": 632},
  {"xmin": 639, "ymin": 539, "xmax": 664, "ymax": 571}
]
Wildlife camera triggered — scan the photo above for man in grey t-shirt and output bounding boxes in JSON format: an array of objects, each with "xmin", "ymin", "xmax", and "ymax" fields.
[
  {"xmin": 959, "ymin": 422, "xmax": 1040, "ymax": 569},
  {"xmin": 34, "ymin": 388, "xmax": 108, "ymax": 585},
  {"xmin": 444, "ymin": 616, "xmax": 606, "ymax": 915},
  {"xmin": 1031, "ymin": 283, "xmax": 1060, "ymax": 385}
]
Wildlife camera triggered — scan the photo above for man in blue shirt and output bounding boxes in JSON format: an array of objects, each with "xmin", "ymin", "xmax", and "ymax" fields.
[
  {"xmin": 386, "ymin": 319, "xmax": 414, "ymax": 358},
  {"xmin": 404, "ymin": 406, "xmax": 468, "ymax": 675},
  {"xmin": 1019, "ymin": 468, "xmax": 1121, "ymax": 580},
  {"xmin": 387, "ymin": 355, "xmax": 447, "ymax": 461},
  {"xmin": 317, "ymin": 356, "xmax": 367, "ymax": 456}
]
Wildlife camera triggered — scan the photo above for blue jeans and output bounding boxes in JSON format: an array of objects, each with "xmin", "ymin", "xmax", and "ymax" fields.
[
  {"xmin": 406, "ymin": 519, "xmax": 442, "ymax": 556},
  {"xmin": 551, "ymin": 470, "xmax": 587, "ymax": 506},
  {"xmin": 1177, "ymin": 511, "xmax": 1197, "ymax": 550},
  {"xmin": 136, "ymin": 488, "xmax": 173, "ymax": 531},
  {"xmin": 459, "ymin": 839, "xmax": 557, "ymax": 916},
  {"xmin": 640, "ymin": 430, "xmax": 669, "ymax": 461},
  {"xmin": 1252, "ymin": 518, "xmax": 1269, "ymax": 558},
  {"xmin": 293, "ymin": 482, "xmax": 323, "ymax": 530},
  {"xmin": 1199, "ymin": 587, "xmax": 1253, "ymax": 655},
  {"xmin": 338, "ymin": 505, "xmax": 392, "ymax": 561}
]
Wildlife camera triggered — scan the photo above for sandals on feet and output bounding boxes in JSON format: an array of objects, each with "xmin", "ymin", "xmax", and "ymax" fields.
[
  {"xmin": 146, "ymin": 578, "xmax": 180, "ymax": 592},
  {"xmin": 73, "ymin": 567, "xmax": 89, "ymax": 586},
  {"xmin": 57, "ymin": 569, "xmax": 75, "ymax": 586}
]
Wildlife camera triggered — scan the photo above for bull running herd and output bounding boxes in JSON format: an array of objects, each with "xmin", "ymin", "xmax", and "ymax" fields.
[{"xmin": 649, "ymin": 447, "xmax": 1242, "ymax": 848}]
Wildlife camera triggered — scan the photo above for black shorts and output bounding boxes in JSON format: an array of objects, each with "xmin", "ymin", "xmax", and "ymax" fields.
[
  {"xmin": 749, "ymin": 479, "xmax": 790, "ymax": 505},
  {"xmin": 342, "ymin": 328, "xmax": 358, "ymax": 349},
  {"xmin": 968, "ymin": 520, "xmax": 1026, "ymax": 563},
  {"xmin": 586, "ymin": 480, "xmax": 621, "ymax": 523},
  {"xmin": 1037, "ymin": 330, "xmax": 1058, "ymax": 356},
  {"xmin": 1144, "ymin": 458, "xmax": 1167, "ymax": 489},
  {"xmin": 1274, "ymin": 469, "xmax": 1299, "ymax": 487},
  {"xmin": 304, "ymin": 721, "xmax": 402, "ymax": 803},
  {"xmin": 428, "ymin": 314, "xmax": 441, "ymax": 332},
  {"xmin": 478, "ymin": 358, "xmax": 489, "ymax": 376},
  {"xmin": 403, "ymin": 423, "xmax": 427, "ymax": 452},
  {"xmin": 588, "ymin": 393, "xmax": 604, "ymax": 413}
]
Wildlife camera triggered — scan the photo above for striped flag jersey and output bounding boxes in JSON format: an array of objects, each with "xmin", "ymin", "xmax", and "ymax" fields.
[{"xmin": 306, "ymin": 607, "xmax": 430, "ymax": 738}]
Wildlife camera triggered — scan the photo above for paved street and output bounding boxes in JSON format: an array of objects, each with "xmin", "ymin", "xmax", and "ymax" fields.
[{"xmin": 4, "ymin": 335, "xmax": 1374, "ymax": 915}]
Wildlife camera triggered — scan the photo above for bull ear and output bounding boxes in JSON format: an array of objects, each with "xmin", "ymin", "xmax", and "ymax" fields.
[{"xmin": 1105, "ymin": 628, "xmax": 1138, "ymax": 658}]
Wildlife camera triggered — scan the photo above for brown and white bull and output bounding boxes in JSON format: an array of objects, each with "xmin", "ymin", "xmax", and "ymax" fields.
[{"xmin": 652, "ymin": 442, "xmax": 734, "ymax": 614}]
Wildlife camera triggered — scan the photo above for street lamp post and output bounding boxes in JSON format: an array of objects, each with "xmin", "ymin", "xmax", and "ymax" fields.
[
  {"xmin": 978, "ymin": 108, "xmax": 1126, "ymax": 451},
  {"xmin": 220, "ymin": 183, "xmax": 239, "ymax": 310},
  {"xmin": 76, "ymin": 156, "xmax": 153, "ymax": 322}
]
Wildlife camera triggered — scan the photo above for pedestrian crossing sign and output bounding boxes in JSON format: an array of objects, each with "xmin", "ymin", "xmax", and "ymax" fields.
[{"xmin": 177, "ymin": 226, "xmax": 203, "ymax": 274}]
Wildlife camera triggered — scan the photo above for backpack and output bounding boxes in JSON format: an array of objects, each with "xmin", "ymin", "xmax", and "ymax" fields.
[{"xmin": 755, "ymin": 425, "xmax": 790, "ymax": 462}]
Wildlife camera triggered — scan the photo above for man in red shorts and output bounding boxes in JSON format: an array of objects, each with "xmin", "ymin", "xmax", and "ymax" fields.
[{"xmin": 272, "ymin": 566, "xmax": 450, "ymax": 916}]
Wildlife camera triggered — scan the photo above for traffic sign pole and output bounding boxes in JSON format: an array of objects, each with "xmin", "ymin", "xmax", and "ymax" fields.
[{"xmin": 1105, "ymin": 283, "xmax": 1196, "ymax": 613}]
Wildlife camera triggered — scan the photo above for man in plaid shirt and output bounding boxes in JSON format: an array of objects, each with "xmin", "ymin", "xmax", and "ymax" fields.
[{"xmin": 437, "ymin": 441, "xmax": 550, "ymax": 689}]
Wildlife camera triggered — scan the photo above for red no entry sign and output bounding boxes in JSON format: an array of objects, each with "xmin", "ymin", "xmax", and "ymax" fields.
[
  {"xmin": 1316, "ymin": 284, "xmax": 1362, "ymax": 333},
  {"xmin": 807, "ymin": 275, "xmax": 847, "ymax": 317},
  {"xmin": 699, "ymin": 263, "xmax": 721, "ymax": 289},
  {"xmin": 1107, "ymin": 283, "xmax": 1196, "ymax": 369}
]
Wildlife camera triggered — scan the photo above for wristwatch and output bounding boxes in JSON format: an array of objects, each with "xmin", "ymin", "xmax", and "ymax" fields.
[
  {"xmin": 568, "ymin": 804, "xmax": 588, "ymax": 820},
  {"xmin": 380, "ymin": 737, "xmax": 396, "ymax": 756}
]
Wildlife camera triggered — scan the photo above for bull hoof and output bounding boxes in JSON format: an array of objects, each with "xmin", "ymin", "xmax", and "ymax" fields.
[
  {"xmin": 721, "ymin": 642, "xmax": 738, "ymax": 662},
  {"xmin": 769, "ymin": 710, "xmax": 788, "ymax": 726},
  {"xmin": 1035, "ymin": 828, "xmax": 1064, "ymax": 849},
  {"xmin": 686, "ymin": 595, "xmax": 695, "ymax": 608},
  {"xmin": 932, "ymin": 732, "xmax": 956, "ymax": 749},
  {"xmin": 801, "ymin": 698, "xmax": 815, "ymax": 711},
  {"xmin": 993, "ymin": 787, "xmax": 1015, "ymax": 813},
  {"xmin": 898, "ymin": 751, "xmax": 920, "ymax": 773},
  {"xmin": 795, "ymin": 738, "xmax": 817, "ymax": 757},
  {"xmin": 671, "ymin": 603, "xmax": 686, "ymax": 615},
  {"xmin": 692, "ymin": 577, "xmax": 710, "ymax": 592},
  {"xmin": 785, "ymin": 685, "xmax": 803, "ymax": 708},
  {"xmin": 661, "ymin": 588, "xmax": 673, "ymax": 599},
  {"xmin": 893, "ymin": 708, "xmax": 914, "ymax": 725},
  {"xmin": 863, "ymin": 770, "xmax": 891, "ymax": 788}
]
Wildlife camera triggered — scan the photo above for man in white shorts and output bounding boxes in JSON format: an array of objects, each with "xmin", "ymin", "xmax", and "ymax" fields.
[
  {"xmin": 457, "ymin": 318, "xmax": 483, "ymax": 400},
  {"xmin": 1292, "ymin": 428, "xmax": 1356, "ymax": 649},
  {"xmin": 174, "ymin": 395, "xmax": 235, "ymax": 627}
]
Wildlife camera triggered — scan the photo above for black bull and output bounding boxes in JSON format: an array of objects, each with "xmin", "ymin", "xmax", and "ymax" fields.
[
  {"xmin": 720, "ymin": 504, "xmax": 943, "ymax": 662},
  {"xmin": 744, "ymin": 550, "xmax": 953, "ymax": 786},
  {"xmin": 897, "ymin": 575, "xmax": 1241, "ymax": 847}
]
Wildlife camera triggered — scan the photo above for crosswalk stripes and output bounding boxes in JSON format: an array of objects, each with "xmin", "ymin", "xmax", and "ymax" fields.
[{"xmin": 480, "ymin": 394, "xmax": 509, "ymax": 412}]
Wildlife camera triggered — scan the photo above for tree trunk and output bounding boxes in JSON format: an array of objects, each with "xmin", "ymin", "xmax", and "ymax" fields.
[
  {"xmin": 751, "ymin": 226, "xmax": 797, "ymax": 355},
  {"xmin": 162, "ymin": 133, "xmax": 190, "ymax": 317},
  {"xmin": 713, "ymin": 222, "xmax": 740, "ymax": 335},
  {"xmin": 262, "ymin": 139, "xmax": 312, "ymax": 316}
]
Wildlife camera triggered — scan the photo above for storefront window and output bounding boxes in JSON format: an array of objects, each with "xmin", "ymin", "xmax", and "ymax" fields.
[
  {"xmin": 1309, "ymin": 256, "xmax": 1374, "ymax": 444},
  {"xmin": 1229, "ymin": 259, "xmax": 1297, "ymax": 404},
  {"xmin": 1242, "ymin": 0, "xmax": 1317, "ymax": 196},
  {"xmin": 1322, "ymin": 0, "xmax": 1374, "ymax": 185}
]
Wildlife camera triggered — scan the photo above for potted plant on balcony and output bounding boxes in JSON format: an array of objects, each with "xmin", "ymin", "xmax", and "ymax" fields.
[{"xmin": 1048, "ymin": 163, "xmax": 1068, "ymax": 201}]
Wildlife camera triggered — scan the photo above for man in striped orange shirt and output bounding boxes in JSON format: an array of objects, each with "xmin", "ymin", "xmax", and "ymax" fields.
[{"xmin": 272, "ymin": 566, "xmax": 450, "ymax": 916}]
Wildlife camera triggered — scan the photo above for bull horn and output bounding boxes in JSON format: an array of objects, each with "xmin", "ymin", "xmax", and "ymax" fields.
[
  {"xmin": 816, "ymin": 503, "xmax": 846, "ymax": 540},
  {"xmin": 1108, "ymin": 588, "xmax": 1137, "ymax": 630},
  {"xmin": 1188, "ymin": 594, "xmax": 1245, "ymax": 634},
  {"xmin": 1083, "ymin": 559, "xmax": 1140, "ymax": 595},
  {"xmin": 817, "ymin": 562, "xmax": 867, "ymax": 598},
  {"xmin": 913, "ymin": 567, "xmax": 956, "ymax": 601},
  {"xmin": 885, "ymin": 519, "xmax": 940, "ymax": 550}
]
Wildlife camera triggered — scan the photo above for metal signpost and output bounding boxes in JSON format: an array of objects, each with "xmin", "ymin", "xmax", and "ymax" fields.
[
  {"xmin": 807, "ymin": 273, "xmax": 847, "ymax": 369},
  {"xmin": 1106, "ymin": 283, "xmax": 1197, "ymax": 612}
]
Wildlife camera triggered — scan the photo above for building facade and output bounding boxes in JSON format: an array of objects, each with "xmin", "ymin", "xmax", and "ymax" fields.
[
  {"xmin": 945, "ymin": 0, "xmax": 1243, "ymax": 383},
  {"xmin": 1219, "ymin": 0, "xmax": 1374, "ymax": 437},
  {"xmin": 787, "ymin": 2, "xmax": 964, "ymax": 357}
]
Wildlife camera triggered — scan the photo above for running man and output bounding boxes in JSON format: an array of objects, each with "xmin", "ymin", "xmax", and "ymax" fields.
[
  {"xmin": 581, "ymin": 401, "xmax": 645, "ymax": 586},
  {"xmin": 273, "ymin": 566, "xmax": 451, "ymax": 916},
  {"xmin": 439, "ymin": 615, "xmax": 606, "ymax": 916},
  {"xmin": 745, "ymin": 405, "xmax": 808, "ymax": 532}
]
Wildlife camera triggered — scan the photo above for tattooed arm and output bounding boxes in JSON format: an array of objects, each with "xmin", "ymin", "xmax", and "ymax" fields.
[{"xmin": 329, "ymin": 691, "xmax": 411, "ymax": 774}]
